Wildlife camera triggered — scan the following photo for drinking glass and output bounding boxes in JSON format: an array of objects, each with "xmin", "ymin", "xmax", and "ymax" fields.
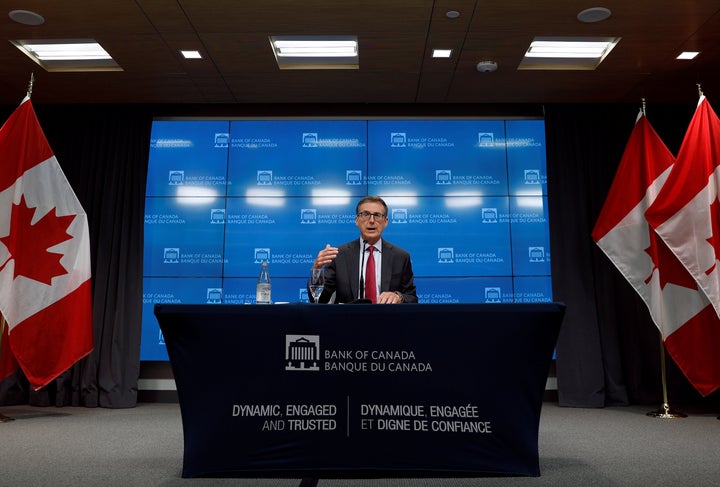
[{"xmin": 309, "ymin": 268, "xmax": 324, "ymax": 303}]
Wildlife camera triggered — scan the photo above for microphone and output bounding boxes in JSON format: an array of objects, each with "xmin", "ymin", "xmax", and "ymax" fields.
[{"xmin": 359, "ymin": 239, "xmax": 367, "ymax": 300}]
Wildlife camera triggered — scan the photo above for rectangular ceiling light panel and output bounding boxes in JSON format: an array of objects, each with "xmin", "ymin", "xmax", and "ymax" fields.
[
  {"xmin": 12, "ymin": 39, "xmax": 122, "ymax": 72},
  {"xmin": 518, "ymin": 36, "xmax": 620, "ymax": 71},
  {"xmin": 270, "ymin": 36, "xmax": 359, "ymax": 69}
]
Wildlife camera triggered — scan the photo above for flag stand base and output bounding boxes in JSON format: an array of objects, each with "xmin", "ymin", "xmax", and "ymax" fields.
[
  {"xmin": 0, "ymin": 412, "xmax": 14, "ymax": 423},
  {"xmin": 646, "ymin": 403, "xmax": 687, "ymax": 419}
]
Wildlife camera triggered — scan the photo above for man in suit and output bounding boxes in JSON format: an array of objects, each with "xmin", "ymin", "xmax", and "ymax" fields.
[{"xmin": 311, "ymin": 196, "xmax": 417, "ymax": 304}]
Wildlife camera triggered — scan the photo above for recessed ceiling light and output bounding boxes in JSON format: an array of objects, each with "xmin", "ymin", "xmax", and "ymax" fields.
[
  {"xmin": 11, "ymin": 39, "xmax": 122, "ymax": 72},
  {"xmin": 269, "ymin": 36, "xmax": 358, "ymax": 70},
  {"xmin": 676, "ymin": 51, "xmax": 699, "ymax": 60},
  {"xmin": 273, "ymin": 40, "xmax": 357, "ymax": 57},
  {"xmin": 446, "ymin": 10, "xmax": 460, "ymax": 19},
  {"xmin": 519, "ymin": 36, "xmax": 620, "ymax": 70},
  {"xmin": 180, "ymin": 50, "xmax": 202, "ymax": 59},
  {"xmin": 525, "ymin": 40, "xmax": 614, "ymax": 58},
  {"xmin": 432, "ymin": 49, "xmax": 453, "ymax": 58},
  {"xmin": 8, "ymin": 9, "xmax": 45, "ymax": 26}
]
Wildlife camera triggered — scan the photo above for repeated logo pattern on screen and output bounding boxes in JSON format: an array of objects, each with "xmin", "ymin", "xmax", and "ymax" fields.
[{"xmin": 141, "ymin": 119, "xmax": 552, "ymax": 360}]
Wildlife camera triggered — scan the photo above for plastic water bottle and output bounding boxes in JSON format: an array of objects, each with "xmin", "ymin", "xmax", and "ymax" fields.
[{"xmin": 256, "ymin": 261, "xmax": 272, "ymax": 304}]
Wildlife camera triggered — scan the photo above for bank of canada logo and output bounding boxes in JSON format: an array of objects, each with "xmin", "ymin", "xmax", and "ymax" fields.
[
  {"xmin": 391, "ymin": 208, "xmax": 408, "ymax": 223},
  {"xmin": 481, "ymin": 207, "xmax": 498, "ymax": 223},
  {"xmin": 478, "ymin": 132, "xmax": 494, "ymax": 146},
  {"xmin": 168, "ymin": 170, "xmax": 184, "ymax": 185},
  {"xmin": 254, "ymin": 248, "xmax": 271, "ymax": 263},
  {"xmin": 163, "ymin": 248, "xmax": 180, "ymax": 263},
  {"xmin": 214, "ymin": 133, "xmax": 229, "ymax": 148},
  {"xmin": 257, "ymin": 170, "xmax": 273, "ymax": 185},
  {"xmin": 524, "ymin": 169, "xmax": 541, "ymax": 184},
  {"xmin": 485, "ymin": 287, "xmax": 502, "ymax": 303},
  {"xmin": 158, "ymin": 330, "xmax": 165, "ymax": 346},
  {"xmin": 390, "ymin": 132, "xmax": 407, "ymax": 147},
  {"xmin": 285, "ymin": 335, "xmax": 320, "ymax": 371},
  {"xmin": 346, "ymin": 170, "xmax": 362, "ymax": 185},
  {"xmin": 206, "ymin": 288, "xmax": 222, "ymax": 303},
  {"xmin": 299, "ymin": 289, "xmax": 309, "ymax": 302},
  {"xmin": 300, "ymin": 208, "xmax": 317, "ymax": 224},
  {"xmin": 436, "ymin": 170, "xmax": 452, "ymax": 185},
  {"xmin": 438, "ymin": 247, "xmax": 454, "ymax": 263},
  {"xmin": 529, "ymin": 246, "xmax": 546, "ymax": 262},
  {"xmin": 302, "ymin": 133, "xmax": 319, "ymax": 147},
  {"xmin": 210, "ymin": 209, "xmax": 225, "ymax": 224}
]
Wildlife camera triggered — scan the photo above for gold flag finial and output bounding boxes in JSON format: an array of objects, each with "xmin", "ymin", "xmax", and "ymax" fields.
[
  {"xmin": 697, "ymin": 83, "xmax": 704, "ymax": 98},
  {"xmin": 641, "ymin": 97, "xmax": 647, "ymax": 116}
]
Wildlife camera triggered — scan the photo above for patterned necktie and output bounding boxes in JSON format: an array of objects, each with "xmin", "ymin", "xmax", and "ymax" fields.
[{"xmin": 365, "ymin": 246, "xmax": 377, "ymax": 303}]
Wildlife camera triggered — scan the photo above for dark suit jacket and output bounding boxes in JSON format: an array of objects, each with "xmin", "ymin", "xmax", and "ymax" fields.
[{"xmin": 317, "ymin": 239, "xmax": 417, "ymax": 304}]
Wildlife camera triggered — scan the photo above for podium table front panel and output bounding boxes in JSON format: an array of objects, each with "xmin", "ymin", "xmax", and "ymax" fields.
[{"xmin": 155, "ymin": 302, "xmax": 565, "ymax": 478}]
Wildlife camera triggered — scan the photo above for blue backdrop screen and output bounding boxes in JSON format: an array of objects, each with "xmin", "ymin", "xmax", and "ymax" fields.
[{"xmin": 142, "ymin": 118, "xmax": 551, "ymax": 360}]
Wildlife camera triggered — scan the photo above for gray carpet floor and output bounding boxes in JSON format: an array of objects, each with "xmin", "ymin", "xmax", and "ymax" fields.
[{"xmin": 1, "ymin": 402, "xmax": 719, "ymax": 486}]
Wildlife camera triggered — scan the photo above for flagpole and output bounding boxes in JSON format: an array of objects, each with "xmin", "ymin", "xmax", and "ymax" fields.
[
  {"xmin": 0, "ymin": 73, "xmax": 33, "ymax": 423},
  {"xmin": 696, "ymin": 83, "xmax": 720, "ymax": 421},
  {"xmin": 27, "ymin": 72, "xmax": 34, "ymax": 98},
  {"xmin": 0, "ymin": 315, "xmax": 15, "ymax": 423},
  {"xmin": 647, "ymin": 334, "xmax": 686, "ymax": 419}
]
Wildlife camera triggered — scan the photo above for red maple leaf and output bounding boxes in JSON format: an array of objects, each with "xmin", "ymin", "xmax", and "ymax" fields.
[
  {"xmin": 0, "ymin": 194, "xmax": 75, "ymax": 285},
  {"xmin": 644, "ymin": 227, "xmax": 697, "ymax": 290},
  {"xmin": 705, "ymin": 197, "xmax": 720, "ymax": 275}
]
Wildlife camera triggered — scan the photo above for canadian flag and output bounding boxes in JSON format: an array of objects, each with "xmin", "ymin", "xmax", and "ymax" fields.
[
  {"xmin": 593, "ymin": 111, "xmax": 720, "ymax": 396},
  {"xmin": 644, "ymin": 96, "xmax": 720, "ymax": 395},
  {"xmin": 646, "ymin": 96, "xmax": 720, "ymax": 317},
  {"xmin": 0, "ymin": 96, "xmax": 93, "ymax": 390}
]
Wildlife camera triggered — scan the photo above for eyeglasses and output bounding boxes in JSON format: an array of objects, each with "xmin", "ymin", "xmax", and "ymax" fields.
[{"xmin": 356, "ymin": 211, "xmax": 387, "ymax": 221}]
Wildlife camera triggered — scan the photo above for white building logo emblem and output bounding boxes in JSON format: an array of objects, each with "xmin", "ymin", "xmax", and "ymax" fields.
[
  {"xmin": 285, "ymin": 335, "xmax": 320, "ymax": 371},
  {"xmin": 210, "ymin": 209, "xmax": 225, "ymax": 224},
  {"xmin": 257, "ymin": 170, "xmax": 273, "ymax": 185},
  {"xmin": 300, "ymin": 208, "xmax": 317, "ymax": 224},
  {"xmin": 529, "ymin": 246, "xmax": 546, "ymax": 262},
  {"xmin": 163, "ymin": 248, "xmax": 180, "ymax": 263},
  {"xmin": 299, "ymin": 289, "xmax": 309, "ymax": 302},
  {"xmin": 485, "ymin": 287, "xmax": 502, "ymax": 303},
  {"xmin": 391, "ymin": 208, "xmax": 408, "ymax": 223},
  {"xmin": 168, "ymin": 170, "xmax": 184, "ymax": 185},
  {"xmin": 302, "ymin": 133, "xmax": 319, "ymax": 147},
  {"xmin": 436, "ymin": 170, "xmax": 452, "ymax": 185},
  {"xmin": 478, "ymin": 132, "xmax": 494, "ymax": 146},
  {"xmin": 524, "ymin": 169, "xmax": 541, "ymax": 184},
  {"xmin": 438, "ymin": 247, "xmax": 454, "ymax": 263},
  {"xmin": 214, "ymin": 133, "xmax": 229, "ymax": 148},
  {"xmin": 390, "ymin": 132, "xmax": 407, "ymax": 147},
  {"xmin": 481, "ymin": 208, "xmax": 498, "ymax": 223},
  {"xmin": 346, "ymin": 170, "xmax": 363, "ymax": 185},
  {"xmin": 254, "ymin": 248, "xmax": 271, "ymax": 263},
  {"xmin": 206, "ymin": 288, "xmax": 222, "ymax": 303}
]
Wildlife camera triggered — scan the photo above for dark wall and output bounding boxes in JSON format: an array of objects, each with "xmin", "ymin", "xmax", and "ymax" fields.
[{"xmin": 2, "ymin": 100, "xmax": 717, "ymax": 409}]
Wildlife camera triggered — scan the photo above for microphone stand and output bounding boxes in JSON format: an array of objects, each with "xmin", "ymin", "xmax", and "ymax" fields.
[{"xmin": 359, "ymin": 239, "xmax": 367, "ymax": 300}]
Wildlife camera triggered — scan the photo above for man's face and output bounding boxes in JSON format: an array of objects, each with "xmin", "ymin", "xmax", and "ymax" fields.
[{"xmin": 355, "ymin": 201, "xmax": 388, "ymax": 244}]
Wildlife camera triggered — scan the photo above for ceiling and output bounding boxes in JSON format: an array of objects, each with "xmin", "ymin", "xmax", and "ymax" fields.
[{"xmin": 1, "ymin": 0, "xmax": 720, "ymax": 106}]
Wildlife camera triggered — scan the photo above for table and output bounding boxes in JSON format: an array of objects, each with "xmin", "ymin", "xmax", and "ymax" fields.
[{"xmin": 155, "ymin": 302, "xmax": 565, "ymax": 478}]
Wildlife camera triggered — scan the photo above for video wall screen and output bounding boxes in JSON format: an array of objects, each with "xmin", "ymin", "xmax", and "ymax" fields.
[{"xmin": 142, "ymin": 118, "xmax": 551, "ymax": 360}]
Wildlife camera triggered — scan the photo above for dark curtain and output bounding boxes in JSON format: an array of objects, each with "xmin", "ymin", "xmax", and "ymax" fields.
[
  {"xmin": 0, "ymin": 103, "xmax": 150, "ymax": 408},
  {"xmin": 547, "ymin": 102, "xmax": 720, "ymax": 408},
  {"xmin": 2, "ymin": 101, "xmax": 719, "ymax": 409}
]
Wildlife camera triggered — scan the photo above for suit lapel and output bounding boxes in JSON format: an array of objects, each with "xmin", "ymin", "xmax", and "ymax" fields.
[
  {"xmin": 380, "ymin": 242, "xmax": 393, "ymax": 292},
  {"xmin": 344, "ymin": 240, "xmax": 361, "ymax": 299}
]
